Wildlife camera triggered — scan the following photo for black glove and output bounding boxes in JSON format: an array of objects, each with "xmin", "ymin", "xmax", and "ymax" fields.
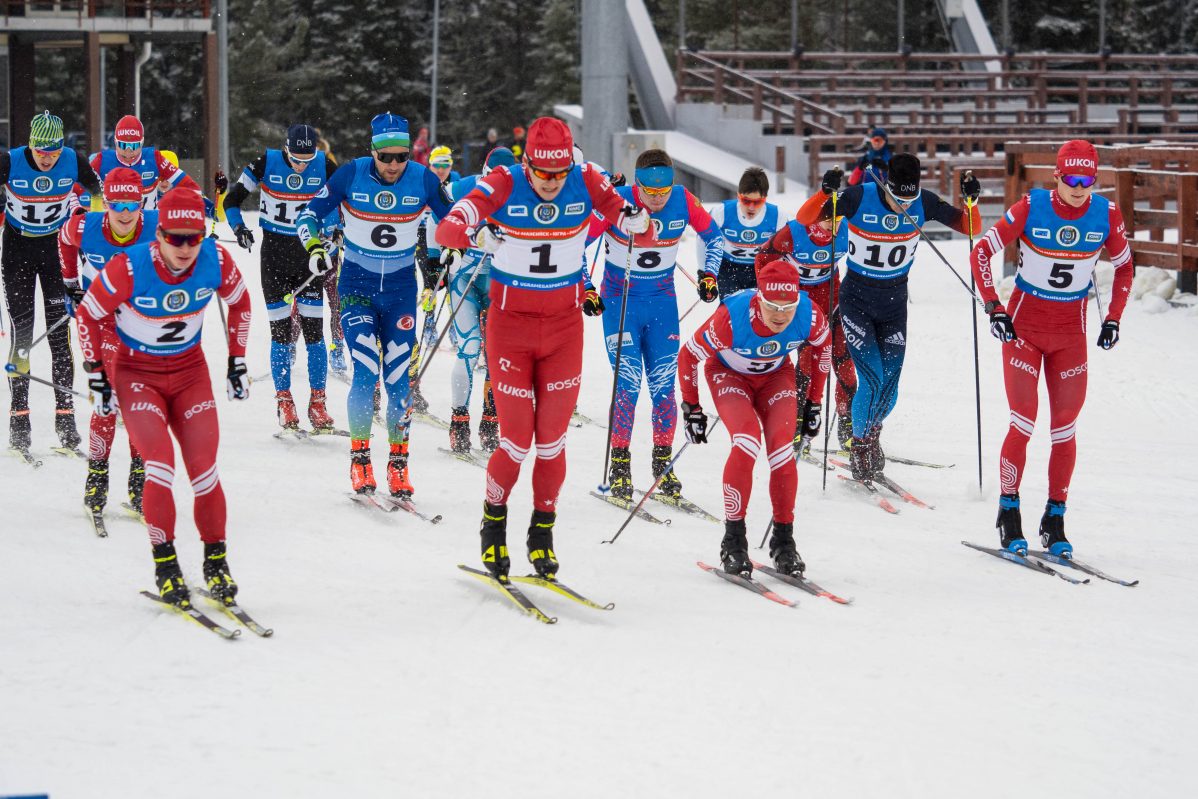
[
  {"xmin": 1097, "ymin": 320, "xmax": 1120, "ymax": 350},
  {"xmin": 420, "ymin": 256, "xmax": 445, "ymax": 293},
  {"xmin": 72, "ymin": 204, "xmax": 88, "ymax": 217},
  {"xmin": 680, "ymin": 401, "xmax": 708, "ymax": 445},
  {"xmin": 610, "ymin": 172, "xmax": 627, "ymax": 187},
  {"xmin": 821, "ymin": 167, "xmax": 843, "ymax": 196},
  {"xmin": 697, "ymin": 271, "xmax": 718, "ymax": 302},
  {"xmin": 582, "ymin": 286, "xmax": 605, "ymax": 317},
  {"xmin": 960, "ymin": 170, "xmax": 981, "ymax": 203},
  {"xmin": 870, "ymin": 156, "xmax": 888, "ymax": 172},
  {"xmin": 800, "ymin": 398, "xmax": 822, "ymax": 438},
  {"xmin": 226, "ymin": 356, "xmax": 250, "ymax": 401},
  {"xmin": 214, "ymin": 169, "xmax": 228, "ymax": 195},
  {"xmin": 234, "ymin": 224, "xmax": 255, "ymax": 252},
  {"xmin": 84, "ymin": 360, "xmax": 115, "ymax": 417},
  {"xmin": 63, "ymin": 280, "xmax": 85, "ymax": 318},
  {"xmin": 985, "ymin": 301, "xmax": 1017, "ymax": 343}
]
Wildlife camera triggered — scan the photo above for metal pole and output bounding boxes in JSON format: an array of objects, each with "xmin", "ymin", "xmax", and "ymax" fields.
[
  {"xmin": 1002, "ymin": 0, "xmax": 1011, "ymax": 50},
  {"xmin": 678, "ymin": 0, "xmax": 686, "ymax": 50},
  {"xmin": 897, "ymin": 0, "xmax": 904, "ymax": 53},
  {"xmin": 216, "ymin": 0, "xmax": 229, "ymax": 173},
  {"xmin": 99, "ymin": 46, "xmax": 106, "ymax": 140},
  {"xmin": 430, "ymin": 0, "xmax": 440, "ymax": 144},
  {"xmin": 790, "ymin": 0, "xmax": 798, "ymax": 52},
  {"xmin": 1098, "ymin": 0, "xmax": 1107, "ymax": 52}
]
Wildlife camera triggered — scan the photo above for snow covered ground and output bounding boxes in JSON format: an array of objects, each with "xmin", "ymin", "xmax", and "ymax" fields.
[{"xmin": 2, "ymin": 210, "xmax": 1197, "ymax": 798}]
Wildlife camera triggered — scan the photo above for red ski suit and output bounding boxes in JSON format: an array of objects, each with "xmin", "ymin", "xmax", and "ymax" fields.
[
  {"xmin": 76, "ymin": 242, "xmax": 252, "ymax": 545},
  {"xmin": 970, "ymin": 190, "xmax": 1133, "ymax": 501},
  {"xmin": 436, "ymin": 163, "xmax": 628, "ymax": 512},
  {"xmin": 679, "ymin": 295, "xmax": 830, "ymax": 523}
]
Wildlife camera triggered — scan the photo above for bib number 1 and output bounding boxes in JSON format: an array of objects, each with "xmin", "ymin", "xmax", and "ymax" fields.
[{"xmin": 530, "ymin": 243, "xmax": 558, "ymax": 274}]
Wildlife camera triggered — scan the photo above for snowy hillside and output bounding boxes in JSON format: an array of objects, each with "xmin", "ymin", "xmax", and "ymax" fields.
[{"xmin": 2, "ymin": 209, "xmax": 1196, "ymax": 798}]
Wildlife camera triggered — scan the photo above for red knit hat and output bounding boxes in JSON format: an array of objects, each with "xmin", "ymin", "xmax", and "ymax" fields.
[
  {"xmin": 525, "ymin": 117, "xmax": 574, "ymax": 171},
  {"xmin": 114, "ymin": 115, "xmax": 144, "ymax": 144},
  {"xmin": 1056, "ymin": 140, "xmax": 1098, "ymax": 178},
  {"xmin": 157, "ymin": 187, "xmax": 206, "ymax": 232},
  {"xmin": 757, "ymin": 261, "xmax": 801, "ymax": 306},
  {"xmin": 103, "ymin": 167, "xmax": 143, "ymax": 203}
]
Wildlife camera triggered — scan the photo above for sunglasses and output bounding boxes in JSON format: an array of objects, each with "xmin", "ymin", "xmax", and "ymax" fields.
[
  {"xmin": 1060, "ymin": 174, "xmax": 1097, "ymax": 189},
  {"xmin": 637, "ymin": 182, "xmax": 672, "ymax": 197},
  {"xmin": 528, "ymin": 165, "xmax": 571, "ymax": 182},
  {"xmin": 738, "ymin": 194, "xmax": 766, "ymax": 208},
  {"xmin": 287, "ymin": 149, "xmax": 318, "ymax": 163},
  {"xmin": 107, "ymin": 200, "xmax": 141, "ymax": 213},
  {"xmin": 760, "ymin": 296, "xmax": 799, "ymax": 312},
  {"xmin": 117, "ymin": 140, "xmax": 142, "ymax": 151},
  {"xmin": 33, "ymin": 145, "xmax": 63, "ymax": 155},
  {"xmin": 373, "ymin": 151, "xmax": 410, "ymax": 164},
  {"xmin": 161, "ymin": 231, "xmax": 204, "ymax": 247}
]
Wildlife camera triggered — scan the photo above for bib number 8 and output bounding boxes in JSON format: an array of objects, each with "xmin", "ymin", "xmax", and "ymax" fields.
[{"xmin": 636, "ymin": 251, "xmax": 662, "ymax": 269}]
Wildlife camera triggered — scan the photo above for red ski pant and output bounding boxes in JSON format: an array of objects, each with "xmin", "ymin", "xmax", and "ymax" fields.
[
  {"xmin": 89, "ymin": 319, "xmax": 140, "ymax": 462},
  {"xmin": 798, "ymin": 277, "xmax": 856, "ymax": 417},
  {"xmin": 706, "ymin": 360, "xmax": 799, "ymax": 523},
  {"xmin": 113, "ymin": 347, "xmax": 226, "ymax": 545},
  {"xmin": 484, "ymin": 305, "xmax": 583, "ymax": 513},
  {"xmin": 999, "ymin": 329, "xmax": 1088, "ymax": 502}
]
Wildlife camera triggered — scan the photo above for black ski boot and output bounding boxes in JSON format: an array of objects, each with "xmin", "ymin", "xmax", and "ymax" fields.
[
  {"xmin": 55, "ymin": 408, "xmax": 82, "ymax": 451},
  {"xmin": 479, "ymin": 501, "xmax": 510, "ymax": 580},
  {"xmin": 996, "ymin": 493, "xmax": 1026, "ymax": 554},
  {"xmin": 84, "ymin": 458, "xmax": 110, "ymax": 513},
  {"xmin": 411, "ymin": 383, "xmax": 430, "ymax": 413},
  {"xmin": 478, "ymin": 387, "xmax": 499, "ymax": 452},
  {"xmin": 868, "ymin": 426, "xmax": 886, "ymax": 475},
  {"xmin": 9, "ymin": 411, "xmax": 31, "ymax": 451},
  {"xmin": 848, "ymin": 436, "xmax": 876, "ymax": 482},
  {"xmin": 128, "ymin": 456, "xmax": 145, "ymax": 514},
  {"xmin": 202, "ymin": 541, "xmax": 238, "ymax": 605},
  {"xmin": 527, "ymin": 509, "xmax": 559, "ymax": 579},
  {"xmin": 152, "ymin": 541, "xmax": 190, "ymax": 607},
  {"xmin": 1039, "ymin": 500, "xmax": 1072, "ymax": 557},
  {"xmin": 608, "ymin": 446, "xmax": 633, "ymax": 502},
  {"xmin": 720, "ymin": 519, "xmax": 752, "ymax": 577},
  {"xmin": 836, "ymin": 413, "xmax": 854, "ymax": 452},
  {"xmin": 448, "ymin": 406, "xmax": 471, "ymax": 454},
  {"xmin": 651, "ymin": 445, "xmax": 682, "ymax": 499},
  {"xmin": 769, "ymin": 521, "xmax": 806, "ymax": 576}
]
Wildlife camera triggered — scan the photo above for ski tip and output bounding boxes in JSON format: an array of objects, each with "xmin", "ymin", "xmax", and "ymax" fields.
[
  {"xmin": 430, "ymin": 514, "xmax": 444, "ymax": 524},
  {"xmin": 596, "ymin": 483, "xmax": 610, "ymax": 494}
]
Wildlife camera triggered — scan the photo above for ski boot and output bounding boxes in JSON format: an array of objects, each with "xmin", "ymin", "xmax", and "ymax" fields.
[
  {"xmin": 84, "ymin": 458, "xmax": 110, "ymax": 513},
  {"xmin": 997, "ymin": 493, "xmax": 1026, "ymax": 554},
  {"xmin": 288, "ymin": 341, "xmax": 297, "ymax": 367},
  {"xmin": 479, "ymin": 501, "xmax": 510, "ymax": 580},
  {"xmin": 202, "ymin": 541, "xmax": 238, "ymax": 606},
  {"xmin": 9, "ymin": 410, "xmax": 32, "ymax": 451},
  {"xmin": 769, "ymin": 521, "xmax": 806, "ymax": 576},
  {"xmin": 276, "ymin": 390, "xmax": 300, "ymax": 430},
  {"xmin": 836, "ymin": 413, "xmax": 854, "ymax": 452},
  {"xmin": 152, "ymin": 541, "xmax": 190, "ymax": 607},
  {"xmin": 527, "ymin": 509, "xmax": 559, "ymax": 579},
  {"xmin": 350, "ymin": 439, "xmax": 376, "ymax": 494},
  {"xmin": 329, "ymin": 341, "xmax": 348, "ymax": 377},
  {"xmin": 387, "ymin": 441, "xmax": 413, "ymax": 500},
  {"xmin": 308, "ymin": 389, "xmax": 335, "ymax": 432},
  {"xmin": 848, "ymin": 436, "xmax": 877, "ymax": 482},
  {"xmin": 651, "ymin": 444, "xmax": 683, "ymax": 499},
  {"xmin": 128, "ymin": 456, "xmax": 145, "ymax": 515},
  {"xmin": 478, "ymin": 412, "xmax": 499, "ymax": 453},
  {"xmin": 1039, "ymin": 500, "xmax": 1072, "ymax": 557},
  {"xmin": 55, "ymin": 408, "xmax": 82, "ymax": 452},
  {"xmin": 608, "ymin": 446, "xmax": 633, "ymax": 502},
  {"xmin": 448, "ymin": 406, "xmax": 471, "ymax": 454},
  {"xmin": 720, "ymin": 519, "xmax": 752, "ymax": 577},
  {"xmin": 410, "ymin": 383, "xmax": 430, "ymax": 414},
  {"xmin": 868, "ymin": 426, "xmax": 886, "ymax": 474}
]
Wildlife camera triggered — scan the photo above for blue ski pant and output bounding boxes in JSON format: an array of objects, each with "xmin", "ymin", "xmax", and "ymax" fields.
[
  {"xmin": 838, "ymin": 271, "xmax": 908, "ymax": 439},
  {"xmin": 600, "ymin": 288, "xmax": 679, "ymax": 449}
]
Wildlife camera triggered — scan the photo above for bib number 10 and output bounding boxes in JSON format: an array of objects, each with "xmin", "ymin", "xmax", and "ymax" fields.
[{"xmin": 855, "ymin": 242, "xmax": 908, "ymax": 269}]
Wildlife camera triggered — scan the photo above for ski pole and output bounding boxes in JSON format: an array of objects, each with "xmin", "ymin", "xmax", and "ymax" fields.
[
  {"xmin": 864, "ymin": 165, "xmax": 984, "ymax": 308},
  {"xmin": 822, "ymin": 190, "xmax": 839, "ymax": 490},
  {"xmin": 757, "ymin": 519, "xmax": 773, "ymax": 550},
  {"xmin": 678, "ymin": 297, "xmax": 702, "ymax": 324},
  {"xmin": 965, "ymin": 190, "xmax": 984, "ymax": 495},
  {"xmin": 597, "ymin": 228, "xmax": 637, "ymax": 494},
  {"xmin": 11, "ymin": 312, "xmax": 72, "ymax": 363},
  {"xmin": 602, "ymin": 415, "xmax": 722, "ymax": 545},
  {"xmin": 2, "ymin": 363, "xmax": 88, "ymax": 399}
]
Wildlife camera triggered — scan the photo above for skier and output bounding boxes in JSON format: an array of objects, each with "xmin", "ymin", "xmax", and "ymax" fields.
[
  {"xmin": 296, "ymin": 112, "xmax": 452, "ymax": 499},
  {"xmin": 753, "ymin": 212, "xmax": 855, "ymax": 450},
  {"xmin": 795, "ymin": 153, "xmax": 980, "ymax": 481},
  {"xmin": 969, "ymin": 140, "xmax": 1134, "ymax": 556},
  {"xmin": 588, "ymin": 147, "xmax": 724, "ymax": 501},
  {"xmin": 75, "ymin": 187, "xmax": 253, "ymax": 606},
  {"xmin": 427, "ymin": 146, "xmax": 462, "ymax": 184},
  {"xmin": 58, "ymin": 167, "xmax": 158, "ymax": 518},
  {"xmin": 88, "ymin": 115, "xmax": 190, "ymax": 209},
  {"xmin": 677, "ymin": 260, "xmax": 831, "ymax": 577},
  {"xmin": 2, "ymin": 111, "xmax": 102, "ymax": 455},
  {"xmin": 224, "ymin": 123, "xmax": 340, "ymax": 434},
  {"xmin": 702, "ymin": 166, "xmax": 783, "ymax": 298},
  {"xmin": 435, "ymin": 116, "xmax": 647, "ymax": 580},
  {"xmin": 846, "ymin": 127, "xmax": 893, "ymax": 187}
]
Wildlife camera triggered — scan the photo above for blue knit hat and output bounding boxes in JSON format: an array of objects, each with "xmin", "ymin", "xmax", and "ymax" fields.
[{"xmin": 370, "ymin": 112, "xmax": 410, "ymax": 149}]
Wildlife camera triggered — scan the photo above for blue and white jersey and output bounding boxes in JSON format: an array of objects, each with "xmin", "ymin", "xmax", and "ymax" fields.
[
  {"xmin": 714, "ymin": 199, "xmax": 780, "ymax": 265},
  {"xmin": 110, "ymin": 239, "xmax": 223, "ymax": 355},
  {"xmin": 78, "ymin": 210, "xmax": 159, "ymax": 289},
  {"xmin": 784, "ymin": 219, "xmax": 847, "ymax": 286},
  {"xmin": 1014, "ymin": 188, "xmax": 1110, "ymax": 301},
  {"xmin": 246, "ymin": 149, "xmax": 328, "ymax": 234},
  {"xmin": 714, "ymin": 289, "xmax": 813, "ymax": 375},
  {"xmin": 442, "ymin": 174, "xmax": 489, "ymax": 272},
  {"xmin": 844, "ymin": 182, "xmax": 923, "ymax": 279},
  {"xmin": 90, "ymin": 148, "xmax": 176, "ymax": 209},
  {"xmin": 4, "ymin": 146, "xmax": 80, "ymax": 235}
]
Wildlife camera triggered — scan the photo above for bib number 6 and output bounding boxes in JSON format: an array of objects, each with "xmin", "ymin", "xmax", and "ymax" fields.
[{"xmin": 371, "ymin": 224, "xmax": 398, "ymax": 249}]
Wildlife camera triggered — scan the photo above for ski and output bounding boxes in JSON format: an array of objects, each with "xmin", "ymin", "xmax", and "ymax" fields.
[
  {"xmin": 196, "ymin": 588, "xmax": 275, "ymax": 637},
  {"xmin": 634, "ymin": 489, "xmax": 720, "ymax": 523},
  {"xmin": 835, "ymin": 474, "xmax": 900, "ymax": 514},
  {"xmin": 458, "ymin": 564, "xmax": 557, "ymax": 624},
  {"xmin": 751, "ymin": 561, "xmax": 852, "ymax": 605},
  {"xmin": 815, "ymin": 446, "xmax": 954, "ymax": 469},
  {"xmin": 412, "ymin": 410, "xmax": 450, "ymax": 430},
  {"xmin": 51, "ymin": 445, "xmax": 86, "ymax": 459},
  {"xmin": 120, "ymin": 502, "xmax": 145, "ymax": 523},
  {"xmin": 830, "ymin": 459, "xmax": 935, "ymax": 509},
  {"xmin": 308, "ymin": 427, "xmax": 350, "ymax": 437},
  {"xmin": 374, "ymin": 494, "xmax": 443, "ymax": 524},
  {"xmin": 960, "ymin": 541, "xmax": 1089, "ymax": 585},
  {"xmin": 85, "ymin": 506, "xmax": 109, "ymax": 538},
  {"xmin": 589, "ymin": 491, "xmax": 670, "ymax": 525},
  {"xmin": 8, "ymin": 447, "xmax": 43, "ymax": 468},
  {"xmin": 797, "ymin": 450, "xmax": 837, "ymax": 471},
  {"xmin": 511, "ymin": 575, "xmax": 616, "ymax": 611},
  {"xmin": 348, "ymin": 490, "xmax": 397, "ymax": 513},
  {"xmin": 697, "ymin": 561, "xmax": 797, "ymax": 607},
  {"xmin": 1028, "ymin": 550, "xmax": 1139, "ymax": 587},
  {"xmin": 273, "ymin": 427, "xmax": 309, "ymax": 441},
  {"xmin": 140, "ymin": 590, "xmax": 241, "ymax": 639},
  {"xmin": 438, "ymin": 446, "xmax": 489, "ymax": 469}
]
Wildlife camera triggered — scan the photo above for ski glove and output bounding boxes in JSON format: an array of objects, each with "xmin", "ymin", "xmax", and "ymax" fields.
[
  {"xmin": 214, "ymin": 169, "xmax": 228, "ymax": 194},
  {"xmin": 233, "ymin": 224, "xmax": 255, "ymax": 252},
  {"xmin": 472, "ymin": 223, "xmax": 505, "ymax": 254},
  {"xmin": 680, "ymin": 401, "xmax": 708, "ymax": 445},
  {"xmin": 985, "ymin": 301, "xmax": 1017, "ymax": 343},
  {"xmin": 800, "ymin": 399, "xmax": 822, "ymax": 438},
  {"xmin": 1097, "ymin": 320, "xmax": 1120, "ymax": 350},
  {"xmin": 63, "ymin": 280, "xmax": 85, "ymax": 318},
  {"xmin": 582, "ymin": 286, "xmax": 605, "ymax": 317},
  {"xmin": 440, "ymin": 247, "xmax": 464, "ymax": 274},
  {"xmin": 618, "ymin": 206, "xmax": 651, "ymax": 236},
  {"xmin": 84, "ymin": 361, "xmax": 115, "ymax": 417},
  {"xmin": 610, "ymin": 172, "xmax": 627, "ymax": 187},
  {"xmin": 306, "ymin": 241, "xmax": 332, "ymax": 276},
  {"xmin": 960, "ymin": 170, "xmax": 981, "ymax": 203},
  {"xmin": 227, "ymin": 356, "xmax": 250, "ymax": 401},
  {"xmin": 821, "ymin": 166, "xmax": 843, "ymax": 195},
  {"xmin": 697, "ymin": 271, "xmax": 719, "ymax": 302}
]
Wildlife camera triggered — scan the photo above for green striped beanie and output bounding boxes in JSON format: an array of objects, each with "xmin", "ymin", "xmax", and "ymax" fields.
[{"xmin": 30, "ymin": 111, "xmax": 64, "ymax": 151}]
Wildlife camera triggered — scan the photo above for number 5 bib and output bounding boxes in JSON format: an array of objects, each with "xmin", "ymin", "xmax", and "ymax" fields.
[{"xmin": 1015, "ymin": 188, "xmax": 1110, "ymax": 301}]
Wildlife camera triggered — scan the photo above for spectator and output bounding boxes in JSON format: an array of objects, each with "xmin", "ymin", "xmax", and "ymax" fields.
[
  {"xmin": 509, "ymin": 125, "xmax": 526, "ymax": 159},
  {"xmin": 411, "ymin": 126, "xmax": 430, "ymax": 165},
  {"xmin": 847, "ymin": 127, "xmax": 893, "ymax": 186}
]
